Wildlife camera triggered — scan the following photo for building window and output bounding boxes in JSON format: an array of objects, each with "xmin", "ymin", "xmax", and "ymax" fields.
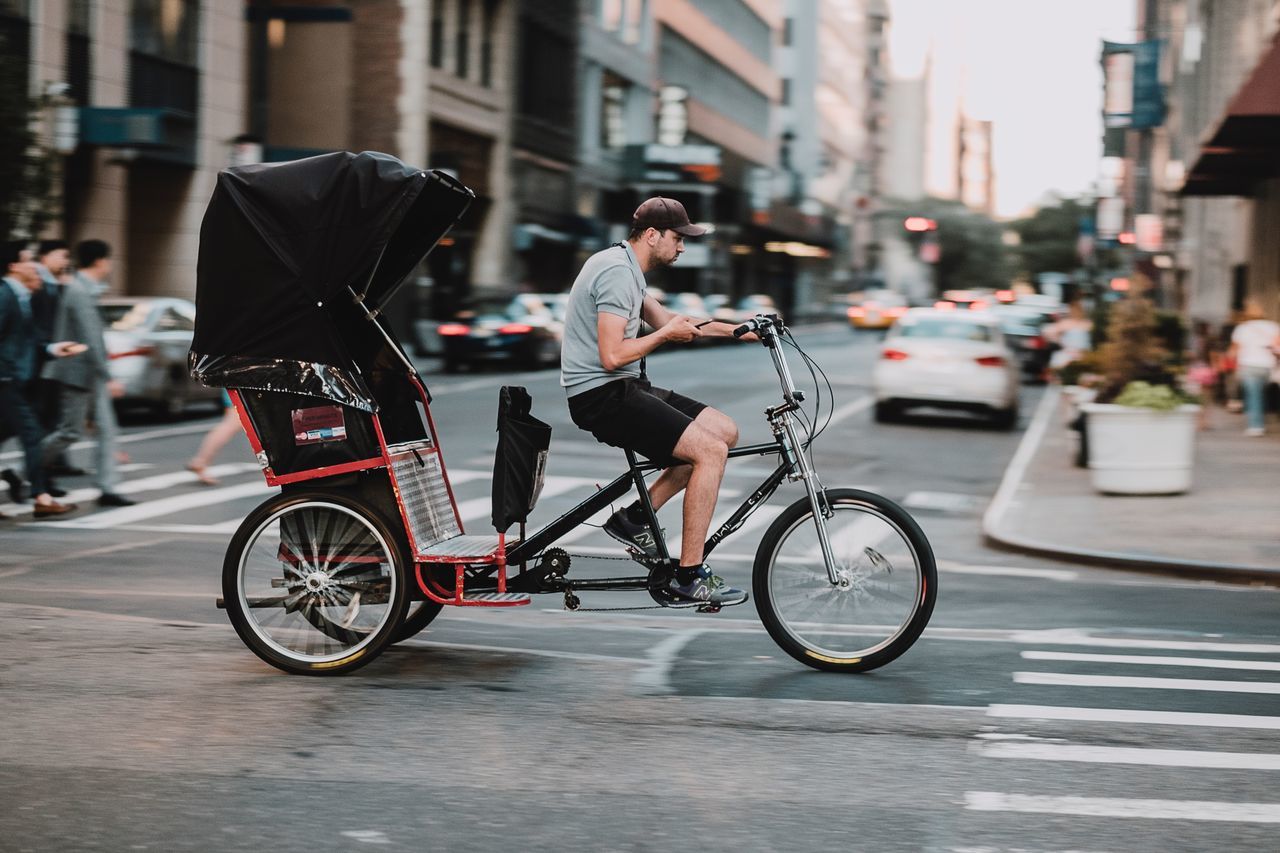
[
  {"xmin": 782, "ymin": 17, "xmax": 792, "ymax": 47},
  {"xmin": 623, "ymin": 0, "xmax": 642, "ymax": 45},
  {"xmin": 601, "ymin": 0, "xmax": 622, "ymax": 32},
  {"xmin": 780, "ymin": 78, "xmax": 791, "ymax": 106},
  {"xmin": 130, "ymin": 0, "xmax": 198, "ymax": 66},
  {"xmin": 66, "ymin": 0, "xmax": 92, "ymax": 103},
  {"xmin": 430, "ymin": 2, "xmax": 444, "ymax": 68},
  {"xmin": 480, "ymin": 0, "xmax": 498, "ymax": 87},
  {"xmin": 0, "ymin": 0, "xmax": 28, "ymax": 17},
  {"xmin": 456, "ymin": 0, "xmax": 471, "ymax": 79},
  {"xmin": 601, "ymin": 72, "xmax": 627, "ymax": 149}
]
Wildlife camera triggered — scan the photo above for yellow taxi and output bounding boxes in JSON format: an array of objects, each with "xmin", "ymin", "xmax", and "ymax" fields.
[{"xmin": 847, "ymin": 289, "xmax": 909, "ymax": 329}]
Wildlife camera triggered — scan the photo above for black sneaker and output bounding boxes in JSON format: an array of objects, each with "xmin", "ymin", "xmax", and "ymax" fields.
[
  {"xmin": 97, "ymin": 492, "xmax": 137, "ymax": 508},
  {"xmin": 654, "ymin": 563, "xmax": 748, "ymax": 609},
  {"xmin": 603, "ymin": 508, "xmax": 662, "ymax": 557}
]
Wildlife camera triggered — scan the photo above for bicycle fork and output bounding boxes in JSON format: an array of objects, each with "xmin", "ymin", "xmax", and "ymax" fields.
[{"xmin": 776, "ymin": 415, "xmax": 840, "ymax": 586}]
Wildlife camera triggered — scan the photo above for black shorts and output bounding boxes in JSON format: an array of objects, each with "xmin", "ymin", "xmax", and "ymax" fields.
[{"xmin": 568, "ymin": 378, "xmax": 707, "ymax": 467}]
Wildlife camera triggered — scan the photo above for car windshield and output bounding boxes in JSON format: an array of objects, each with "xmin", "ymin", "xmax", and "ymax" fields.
[
  {"xmin": 896, "ymin": 318, "xmax": 994, "ymax": 342},
  {"xmin": 99, "ymin": 303, "xmax": 151, "ymax": 331}
]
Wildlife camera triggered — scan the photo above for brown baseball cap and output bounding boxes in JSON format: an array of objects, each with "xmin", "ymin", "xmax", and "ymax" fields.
[{"xmin": 632, "ymin": 197, "xmax": 707, "ymax": 237}]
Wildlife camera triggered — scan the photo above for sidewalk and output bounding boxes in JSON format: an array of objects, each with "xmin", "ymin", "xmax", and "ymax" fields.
[{"xmin": 984, "ymin": 386, "xmax": 1280, "ymax": 581}]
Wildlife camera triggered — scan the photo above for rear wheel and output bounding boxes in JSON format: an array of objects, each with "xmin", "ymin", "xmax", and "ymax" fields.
[
  {"xmin": 222, "ymin": 492, "xmax": 409, "ymax": 675},
  {"xmin": 391, "ymin": 599, "xmax": 444, "ymax": 643},
  {"xmin": 754, "ymin": 489, "xmax": 937, "ymax": 672}
]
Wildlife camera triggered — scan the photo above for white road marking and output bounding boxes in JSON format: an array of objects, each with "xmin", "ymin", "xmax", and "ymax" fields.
[
  {"xmin": 454, "ymin": 474, "xmax": 597, "ymax": 523},
  {"xmin": 52, "ymin": 481, "xmax": 273, "ymax": 529},
  {"xmin": 964, "ymin": 791, "xmax": 1280, "ymax": 823},
  {"xmin": 0, "ymin": 421, "xmax": 218, "ymax": 462},
  {"xmin": 975, "ymin": 741, "xmax": 1280, "ymax": 770},
  {"xmin": 634, "ymin": 629, "xmax": 705, "ymax": 692},
  {"xmin": 340, "ymin": 830, "xmax": 392, "ymax": 845},
  {"xmin": 1013, "ymin": 671, "xmax": 1280, "ymax": 694},
  {"xmin": 902, "ymin": 491, "xmax": 981, "ymax": 513},
  {"xmin": 1021, "ymin": 650, "xmax": 1280, "ymax": 672},
  {"xmin": 825, "ymin": 395, "xmax": 875, "ymax": 427},
  {"xmin": 981, "ymin": 384, "xmax": 1060, "ymax": 534},
  {"xmin": 937, "ymin": 562, "xmax": 1078, "ymax": 581},
  {"xmin": 987, "ymin": 704, "xmax": 1280, "ymax": 730}
]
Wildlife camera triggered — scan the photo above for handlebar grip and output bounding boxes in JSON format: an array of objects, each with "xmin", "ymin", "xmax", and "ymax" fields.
[{"xmin": 733, "ymin": 323, "xmax": 752, "ymax": 338}]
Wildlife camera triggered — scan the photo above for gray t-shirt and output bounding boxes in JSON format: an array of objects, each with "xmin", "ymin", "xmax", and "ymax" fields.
[{"xmin": 561, "ymin": 242, "xmax": 646, "ymax": 395}]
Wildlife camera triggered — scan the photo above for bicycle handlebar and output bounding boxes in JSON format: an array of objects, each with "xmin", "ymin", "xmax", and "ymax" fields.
[{"xmin": 733, "ymin": 313, "xmax": 783, "ymax": 339}]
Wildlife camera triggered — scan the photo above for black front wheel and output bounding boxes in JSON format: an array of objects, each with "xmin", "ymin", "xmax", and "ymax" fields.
[{"xmin": 754, "ymin": 489, "xmax": 937, "ymax": 672}]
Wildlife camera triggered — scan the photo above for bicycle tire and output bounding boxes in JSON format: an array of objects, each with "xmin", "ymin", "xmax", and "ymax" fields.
[
  {"xmin": 223, "ymin": 492, "xmax": 409, "ymax": 676},
  {"xmin": 753, "ymin": 488, "xmax": 936, "ymax": 673}
]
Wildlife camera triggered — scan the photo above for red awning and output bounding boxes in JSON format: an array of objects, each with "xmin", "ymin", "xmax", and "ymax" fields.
[{"xmin": 1182, "ymin": 35, "xmax": 1280, "ymax": 196}]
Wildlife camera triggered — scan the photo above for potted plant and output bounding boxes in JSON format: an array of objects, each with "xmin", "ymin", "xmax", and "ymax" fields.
[{"xmin": 1079, "ymin": 292, "xmax": 1201, "ymax": 495}]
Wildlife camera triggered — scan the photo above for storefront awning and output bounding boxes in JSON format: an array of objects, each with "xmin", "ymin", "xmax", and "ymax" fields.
[{"xmin": 1183, "ymin": 36, "xmax": 1280, "ymax": 196}]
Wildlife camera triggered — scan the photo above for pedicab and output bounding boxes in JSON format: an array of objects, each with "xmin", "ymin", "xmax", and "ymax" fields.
[{"xmin": 191, "ymin": 150, "xmax": 937, "ymax": 677}]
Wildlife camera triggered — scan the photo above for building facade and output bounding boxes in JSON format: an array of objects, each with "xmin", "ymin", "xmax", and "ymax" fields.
[
  {"xmin": 1132, "ymin": 0, "xmax": 1280, "ymax": 324},
  {"xmin": 11, "ymin": 0, "xmax": 247, "ymax": 297}
]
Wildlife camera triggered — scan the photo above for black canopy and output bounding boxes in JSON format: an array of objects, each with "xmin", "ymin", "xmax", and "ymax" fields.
[{"xmin": 189, "ymin": 150, "xmax": 473, "ymax": 410}]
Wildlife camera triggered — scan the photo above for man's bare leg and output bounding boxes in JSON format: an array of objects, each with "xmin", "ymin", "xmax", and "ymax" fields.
[
  {"xmin": 646, "ymin": 408, "xmax": 738, "ymax": 511},
  {"xmin": 669, "ymin": 422, "xmax": 729, "ymax": 566}
]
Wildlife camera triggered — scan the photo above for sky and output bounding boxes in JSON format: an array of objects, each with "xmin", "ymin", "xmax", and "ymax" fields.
[{"xmin": 888, "ymin": 0, "xmax": 1138, "ymax": 219}]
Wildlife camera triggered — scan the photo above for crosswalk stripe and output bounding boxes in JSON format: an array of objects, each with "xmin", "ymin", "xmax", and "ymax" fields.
[
  {"xmin": 1021, "ymin": 650, "xmax": 1280, "ymax": 672},
  {"xmin": 964, "ymin": 791, "xmax": 1280, "ymax": 823},
  {"xmin": 975, "ymin": 741, "xmax": 1280, "ymax": 770},
  {"xmin": 987, "ymin": 704, "xmax": 1280, "ymax": 730},
  {"xmin": 52, "ymin": 482, "xmax": 273, "ymax": 529},
  {"xmin": 1014, "ymin": 671, "xmax": 1280, "ymax": 694}
]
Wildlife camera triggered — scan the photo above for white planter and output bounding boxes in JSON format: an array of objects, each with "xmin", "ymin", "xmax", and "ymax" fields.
[{"xmin": 1081, "ymin": 402, "xmax": 1201, "ymax": 495}]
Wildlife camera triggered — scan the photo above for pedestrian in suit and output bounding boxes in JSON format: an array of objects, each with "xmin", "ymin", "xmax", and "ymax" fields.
[
  {"xmin": 40, "ymin": 240, "xmax": 134, "ymax": 507},
  {"xmin": 32, "ymin": 239, "xmax": 83, "ymax": 479},
  {"xmin": 0, "ymin": 240, "xmax": 82, "ymax": 518}
]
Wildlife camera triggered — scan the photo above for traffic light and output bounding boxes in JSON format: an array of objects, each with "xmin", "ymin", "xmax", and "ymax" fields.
[{"xmin": 903, "ymin": 216, "xmax": 939, "ymax": 262}]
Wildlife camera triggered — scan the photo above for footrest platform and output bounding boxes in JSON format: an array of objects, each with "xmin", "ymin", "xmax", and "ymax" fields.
[{"xmin": 458, "ymin": 592, "xmax": 531, "ymax": 607}]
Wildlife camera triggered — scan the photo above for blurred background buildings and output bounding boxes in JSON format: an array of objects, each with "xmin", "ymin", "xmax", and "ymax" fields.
[
  {"xmin": 6, "ymin": 0, "xmax": 1279, "ymax": 332},
  {"xmin": 4, "ymin": 0, "xmax": 902, "ymax": 332}
]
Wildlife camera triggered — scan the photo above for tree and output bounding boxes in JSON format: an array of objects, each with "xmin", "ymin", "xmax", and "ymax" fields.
[
  {"xmin": 1009, "ymin": 196, "xmax": 1088, "ymax": 280},
  {"xmin": 900, "ymin": 197, "xmax": 1011, "ymax": 293}
]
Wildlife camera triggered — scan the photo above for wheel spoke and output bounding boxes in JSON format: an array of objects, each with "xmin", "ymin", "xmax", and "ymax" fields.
[
  {"xmin": 763, "ymin": 498, "xmax": 931, "ymax": 664},
  {"xmin": 232, "ymin": 499, "xmax": 401, "ymax": 669}
]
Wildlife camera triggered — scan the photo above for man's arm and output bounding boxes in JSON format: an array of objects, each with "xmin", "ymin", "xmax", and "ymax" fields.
[{"xmin": 597, "ymin": 311, "xmax": 699, "ymax": 372}]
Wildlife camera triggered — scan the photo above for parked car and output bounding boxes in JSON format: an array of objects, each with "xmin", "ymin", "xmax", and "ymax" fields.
[
  {"xmin": 99, "ymin": 297, "xmax": 225, "ymax": 417},
  {"xmin": 437, "ymin": 293, "xmax": 563, "ymax": 372},
  {"xmin": 871, "ymin": 308, "xmax": 1020, "ymax": 428},
  {"xmin": 984, "ymin": 304, "xmax": 1055, "ymax": 382},
  {"xmin": 702, "ymin": 293, "xmax": 740, "ymax": 325},
  {"xmin": 847, "ymin": 289, "xmax": 909, "ymax": 330}
]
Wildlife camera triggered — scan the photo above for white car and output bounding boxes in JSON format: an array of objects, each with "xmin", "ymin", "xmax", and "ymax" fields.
[
  {"xmin": 100, "ymin": 297, "xmax": 224, "ymax": 417},
  {"xmin": 871, "ymin": 308, "xmax": 1020, "ymax": 428}
]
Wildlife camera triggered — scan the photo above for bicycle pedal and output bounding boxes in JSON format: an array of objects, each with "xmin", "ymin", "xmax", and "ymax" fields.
[{"xmin": 696, "ymin": 604, "xmax": 722, "ymax": 614}]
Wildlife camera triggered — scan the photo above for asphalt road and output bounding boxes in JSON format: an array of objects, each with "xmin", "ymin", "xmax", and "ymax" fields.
[{"xmin": 2, "ymin": 326, "xmax": 1277, "ymax": 852}]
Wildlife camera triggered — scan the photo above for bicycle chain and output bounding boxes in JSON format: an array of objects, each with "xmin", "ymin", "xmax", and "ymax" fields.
[{"xmin": 554, "ymin": 549, "xmax": 678, "ymax": 612}]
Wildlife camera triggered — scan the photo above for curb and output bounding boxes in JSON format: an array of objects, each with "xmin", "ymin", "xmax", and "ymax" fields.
[{"xmin": 982, "ymin": 385, "xmax": 1280, "ymax": 584}]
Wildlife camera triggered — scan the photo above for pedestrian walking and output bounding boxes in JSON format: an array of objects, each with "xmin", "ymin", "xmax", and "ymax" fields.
[
  {"xmin": 39, "ymin": 240, "xmax": 135, "ymax": 507},
  {"xmin": 32, "ymin": 239, "xmax": 84, "ymax": 480},
  {"xmin": 1045, "ymin": 298, "xmax": 1093, "ymax": 371},
  {"xmin": 1228, "ymin": 300, "xmax": 1280, "ymax": 437},
  {"xmin": 186, "ymin": 391, "xmax": 242, "ymax": 486},
  {"xmin": 0, "ymin": 240, "xmax": 85, "ymax": 517}
]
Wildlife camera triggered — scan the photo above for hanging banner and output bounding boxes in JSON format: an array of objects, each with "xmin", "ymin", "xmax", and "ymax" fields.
[{"xmin": 1102, "ymin": 40, "xmax": 1166, "ymax": 129}]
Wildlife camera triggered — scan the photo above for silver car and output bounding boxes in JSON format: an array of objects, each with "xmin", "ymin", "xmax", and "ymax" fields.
[{"xmin": 99, "ymin": 297, "xmax": 223, "ymax": 417}]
